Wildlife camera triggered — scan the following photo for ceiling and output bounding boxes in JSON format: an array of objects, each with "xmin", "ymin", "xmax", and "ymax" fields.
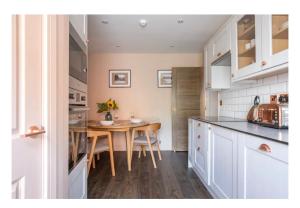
[{"xmin": 88, "ymin": 15, "xmax": 230, "ymax": 53}]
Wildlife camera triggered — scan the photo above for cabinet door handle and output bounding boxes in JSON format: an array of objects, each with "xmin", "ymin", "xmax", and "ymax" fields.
[
  {"xmin": 231, "ymin": 73, "xmax": 234, "ymax": 78},
  {"xmin": 198, "ymin": 135, "xmax": 201, "ymax": 139},
  {"xmin": 197, "ymin": 147, "xmax": 200, "ymax": 151},
  {"xmin": 198, "ymin": 123, "xmax": 201, "ymax": 127},
  {"xmin": 259, "ymin": 144, "xmax": 271, "ymax": 152},
  {"xmin": 261, "ymin": 60, "xmax": 267, "ymax": 66}
]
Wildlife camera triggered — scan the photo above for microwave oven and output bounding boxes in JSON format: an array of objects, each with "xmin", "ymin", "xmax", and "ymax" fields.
[{"xmin": 69, "ymin": 23, "xmax": 87, "ymax": 84}]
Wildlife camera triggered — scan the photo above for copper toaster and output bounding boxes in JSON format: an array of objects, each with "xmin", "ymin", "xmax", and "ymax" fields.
[{"xmin": 257, "ymin": 104, "xmax": 288, "ymax": 129}]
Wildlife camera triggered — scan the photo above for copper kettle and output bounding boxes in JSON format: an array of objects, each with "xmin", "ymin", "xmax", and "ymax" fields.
[{"xmin": 247, "ymin": 96, "xmax": 260, "ymax": 123}]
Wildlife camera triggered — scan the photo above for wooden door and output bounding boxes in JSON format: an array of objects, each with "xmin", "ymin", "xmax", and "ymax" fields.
[
  {"xmin": 12, "ymin": 15, "xmax": 46, "ymax": 199},
  {"xmin": 172, "ymin": 67, "xmax": 201, "ymax": 151}
]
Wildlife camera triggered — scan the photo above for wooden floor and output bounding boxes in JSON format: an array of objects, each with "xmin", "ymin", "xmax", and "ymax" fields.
[{"xmin": 88, "ymin": 151, "xmax": 211, "ymax": 199}]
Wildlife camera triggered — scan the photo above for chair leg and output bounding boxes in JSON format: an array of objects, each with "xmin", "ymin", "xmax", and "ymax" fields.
[
  {"xmin": 130, "ymin": 132, "xmax": 135, "ymax": 162},
  {"xmin": 88, "ymin": 136, "xmax": 97, "ymax": 175},
  {"xmin": 142, "ymin": 145, "xmax": 146, "ymax": 157},
  {"xmin": 97, "ymin": 153, "xmax": 100, "ymax": 160},
  {"xmin": 147, "ymin": 142, "xmax": 157, "ymax": 168},
  {"xmin": 108, "ymin": 133, "xmax": 115, "ymax": 176},
  {"xmin": 92, "ymin": 155, "xmax": 96, "ymax": 169},
  {"xmin": 156, "ymin": 142, "xmax": 162, "ymax": 160},
  {"xmin": 138, "ymin": 146, "xmax": 142, "ymax": 159}
]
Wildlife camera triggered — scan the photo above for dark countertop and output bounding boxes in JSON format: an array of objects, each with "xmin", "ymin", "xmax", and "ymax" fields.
[
  {"xmin": 190, "ymin": 116, "xmax": 247, "ymax": 123},
  {"xmin": 190, "ymin": 116, "xmax": 288, "ymax": 145}
]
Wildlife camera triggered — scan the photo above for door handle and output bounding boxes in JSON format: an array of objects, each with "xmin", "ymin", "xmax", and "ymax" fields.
[{"xmin": 22, "ymin": 126, "xmax": 45, "ymax": 138}]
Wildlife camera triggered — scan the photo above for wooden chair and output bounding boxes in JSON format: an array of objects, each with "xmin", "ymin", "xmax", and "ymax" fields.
[
  {"xmin": 130, "ymin": 123, "xmax": 162, "ymax": 168},
  {"xmin": 87, "ymin": 130, "xmax": 115, "ymax": 176}
]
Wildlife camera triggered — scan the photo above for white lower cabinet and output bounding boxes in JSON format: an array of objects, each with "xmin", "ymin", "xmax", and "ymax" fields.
[
  {"xmin": 69, "ymin": 154, "xmax": 87, "ymax": 199},
  {"xmin": 237, "ymin": 134, "xmax": 288, "ymax": 198},
  {"xmin": 188, "ymin": 119, "xmax": 288, "ymax": 199},
  {"xmin": 188, "ymin": 119, "xmax": 210, "ymax": 184},
  {"xmin": 210, "ymin": 125, "xmax": 238, "ymax": 198}
]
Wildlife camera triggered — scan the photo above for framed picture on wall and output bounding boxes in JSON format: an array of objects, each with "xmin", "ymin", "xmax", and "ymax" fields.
[
  {"xmin": 109, "ymin": 69, "xmax": 131, "ymax": 88},
  {"xmin": 157, "ymin": 70, "xmax": 172, "ymax": 88}
]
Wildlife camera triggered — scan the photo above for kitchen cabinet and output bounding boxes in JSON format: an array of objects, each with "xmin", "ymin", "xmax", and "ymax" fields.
[
  {"xmin": 69, "ymin": 155, "xmax": 87, "ymax": 199},
  {"xmin": 237, "ymin": 134, "xmax": 288, "ymax": 199},
  {"xmin": 69, "ymin": 15, "xmax": 88, "ymax": 45},
  {"xmin": 212, "ymin": 23, "xmax": 231, "ymax": 61},
  {"xmin": 210, "ymin": 125, "xmax": 238, "ymax": 198},
  {"xmin": 262, "ymin": 15, "xmax": 288, "ymax": 70},
  {"xmin": 204, "ymin": 20, "xmax": 231, "ymax": 90},
  {"xmin": 188, "ymin": 119, "xmax": 194, "ymax": 167},
  {"xmin": 231, "ymin": 15, "xmax": 288, "ymax": 81},
  {"xmin": 231, "ymin": 15, "xmax": 263, "ymax": 80},
  {"xmin": 188, "ymin": 119, "xmax": 288, "ymax": 199},
  {"xmin": 193, "ymin": 120, "xmax": 210, "ymax": 184}
]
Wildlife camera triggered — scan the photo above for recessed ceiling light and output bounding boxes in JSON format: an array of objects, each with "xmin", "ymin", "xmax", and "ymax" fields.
[
  {"xmin": 101, "ymin": 20, "xmax": 109, "ymax": 24},
  {"xmin": 177, "ymin": 18, "xmax": 184, "ymax": 24},
  {"xmin": 115, "ymin": 45, "xmax": 120, "ymax": 48},
  {"xmin": 170, "ymin": 45, "xmax": 174, "ymax": 48},
  {"xmin": 139, "ymin": 19, "xmax": 148, "ymax": 28}
]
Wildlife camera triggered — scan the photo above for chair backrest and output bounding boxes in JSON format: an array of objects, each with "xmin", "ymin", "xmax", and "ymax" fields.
[{"xmin": 147, "ymin": 123, "xmax": 161, "ymax": 134}]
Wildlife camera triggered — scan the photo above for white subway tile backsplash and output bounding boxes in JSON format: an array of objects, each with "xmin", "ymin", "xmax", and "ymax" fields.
[
  {"xmin": 218, "ymin": 73, "xmax": 288, "ymax": 119},
  {"xmin": 277, "ymin": 73, "xmax": 288, "ymax": 83},
  {"xmin": 263, "ymin": 75, "xmax": 277, "ymax": 84},
  {"xmin": 246, "ymin": 87, "xmax": 257, "ymax": 96},
  {"xmin": 270, "ymin": 82, "xmax": 287, "ymax": 94},
  {"xmin": 257, "ymin": 85, "xmax": 270, "ymax": 95}
]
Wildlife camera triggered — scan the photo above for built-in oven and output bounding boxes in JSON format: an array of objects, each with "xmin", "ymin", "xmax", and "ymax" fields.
[
  {"xmin": 69, "ymin": 105, "xmax": 88, "ymax": 173},
  {"xmin": 69, "ymin": 23, "xmax": 87, "ymax": 84}
]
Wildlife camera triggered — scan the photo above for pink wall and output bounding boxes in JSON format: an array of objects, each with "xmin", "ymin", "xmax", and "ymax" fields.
[{"xmin": 88, "ymin": 53, "xmax": 203, "ymax": 150}]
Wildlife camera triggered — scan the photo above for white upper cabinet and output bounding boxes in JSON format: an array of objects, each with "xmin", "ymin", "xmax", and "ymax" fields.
[
  {"xmin": 204, "ymin": 19, "xmax": 231, "ymax": 90},
  {"xmin": 237, "ymin": 134, "xmax": 288, "ymax": 199},
  {"xmin": 231, "ymin": 15, "xmax": 263, "ymax": 81},
  {"xmin": 69, "ymin": 15, "xmax": 88, "ymax": 45},
  {"xmin": 231, "ymin": 15, "xmax": 288, "ymax": 82},
  {"xmin": 212, "ymin": 23, "xmax": 231, "ymax": 62},
  {"xmin": 261, "ymin": 15, "xmax": 288, "ymax": 70},
  {"xmin": 210, "ymin": 125, "xmax": 238, "ymax": 199}
]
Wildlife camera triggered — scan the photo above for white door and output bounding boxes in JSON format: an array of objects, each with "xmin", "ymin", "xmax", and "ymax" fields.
[
  {"xmin": 237, "ymin": 133, "xmax": 288, "ymax": 199},
  {"xmin": 12, "ymin": 15, "xmax": 47, "ymax": 199},
  {"xmin": 210, "ymin": 126, "xmax": 238, "ymax": 198}
]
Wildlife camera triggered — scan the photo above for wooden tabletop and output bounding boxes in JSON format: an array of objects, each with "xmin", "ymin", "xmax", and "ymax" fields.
[{"xmin": 88, "ymin": 120, "xmax": 149, "ymax": 131}]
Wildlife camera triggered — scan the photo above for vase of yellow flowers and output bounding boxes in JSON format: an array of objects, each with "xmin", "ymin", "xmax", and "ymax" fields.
[{"xmin": 97, "ymin": 98, "xmax": 119, "ymax": 121}]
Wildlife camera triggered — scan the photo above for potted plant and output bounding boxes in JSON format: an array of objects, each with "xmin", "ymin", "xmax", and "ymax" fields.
[{"xmin": 97, "ymin": 98, "xmax": 119, "ymax": 121}]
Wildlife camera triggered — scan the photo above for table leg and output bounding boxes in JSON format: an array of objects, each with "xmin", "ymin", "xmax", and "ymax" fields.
[
  {"xmin": 87, "ymin": 136, "xmax": 97, "ymax": 175},
  {"xmin": 126, "ymin": 130, "xmax": 131, "ymax": 171}
]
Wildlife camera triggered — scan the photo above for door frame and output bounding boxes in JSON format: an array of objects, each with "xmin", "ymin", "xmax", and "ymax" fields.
[{"xmin": 46, "ymin": 15, "xmax": 69, "ymax": 199}]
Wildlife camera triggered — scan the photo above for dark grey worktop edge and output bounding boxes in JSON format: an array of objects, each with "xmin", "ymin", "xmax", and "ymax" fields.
[{"xmin": 191, "ymin": 117, "xmax": 288, "ymax": 145}]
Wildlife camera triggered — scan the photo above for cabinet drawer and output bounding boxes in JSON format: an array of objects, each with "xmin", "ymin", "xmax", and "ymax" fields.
[{"xmin": 243, "ymin": 134, "xmax": 288, "ymax": 163}]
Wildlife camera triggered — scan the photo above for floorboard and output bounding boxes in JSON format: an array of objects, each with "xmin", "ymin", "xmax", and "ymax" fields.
[{"xmin": 88, "ymin": 151, "xmax": 212, "ymax": 199}]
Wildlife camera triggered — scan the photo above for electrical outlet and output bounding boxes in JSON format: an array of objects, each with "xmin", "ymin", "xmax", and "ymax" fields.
[{"xmin": 270, "ymin": 95, "xmax": 278, "ymax": 104}]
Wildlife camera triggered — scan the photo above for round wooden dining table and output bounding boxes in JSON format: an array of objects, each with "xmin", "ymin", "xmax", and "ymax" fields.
[{"xmin": 88, "ymin": 120, "xmax": 149, "ymax": 171}]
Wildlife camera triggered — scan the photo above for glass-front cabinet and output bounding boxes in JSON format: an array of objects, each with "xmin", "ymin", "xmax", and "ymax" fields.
[
  {"xmin": 262, "ymin": 15, "xmax": 288, "ymax": 69},
  {"xmin": 232, "ymin": 15, "xmax": 288, "ymax": 81},
  {"xmin": 232, "ymin": 15, "xmax": 263, "ymax": 80}
]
